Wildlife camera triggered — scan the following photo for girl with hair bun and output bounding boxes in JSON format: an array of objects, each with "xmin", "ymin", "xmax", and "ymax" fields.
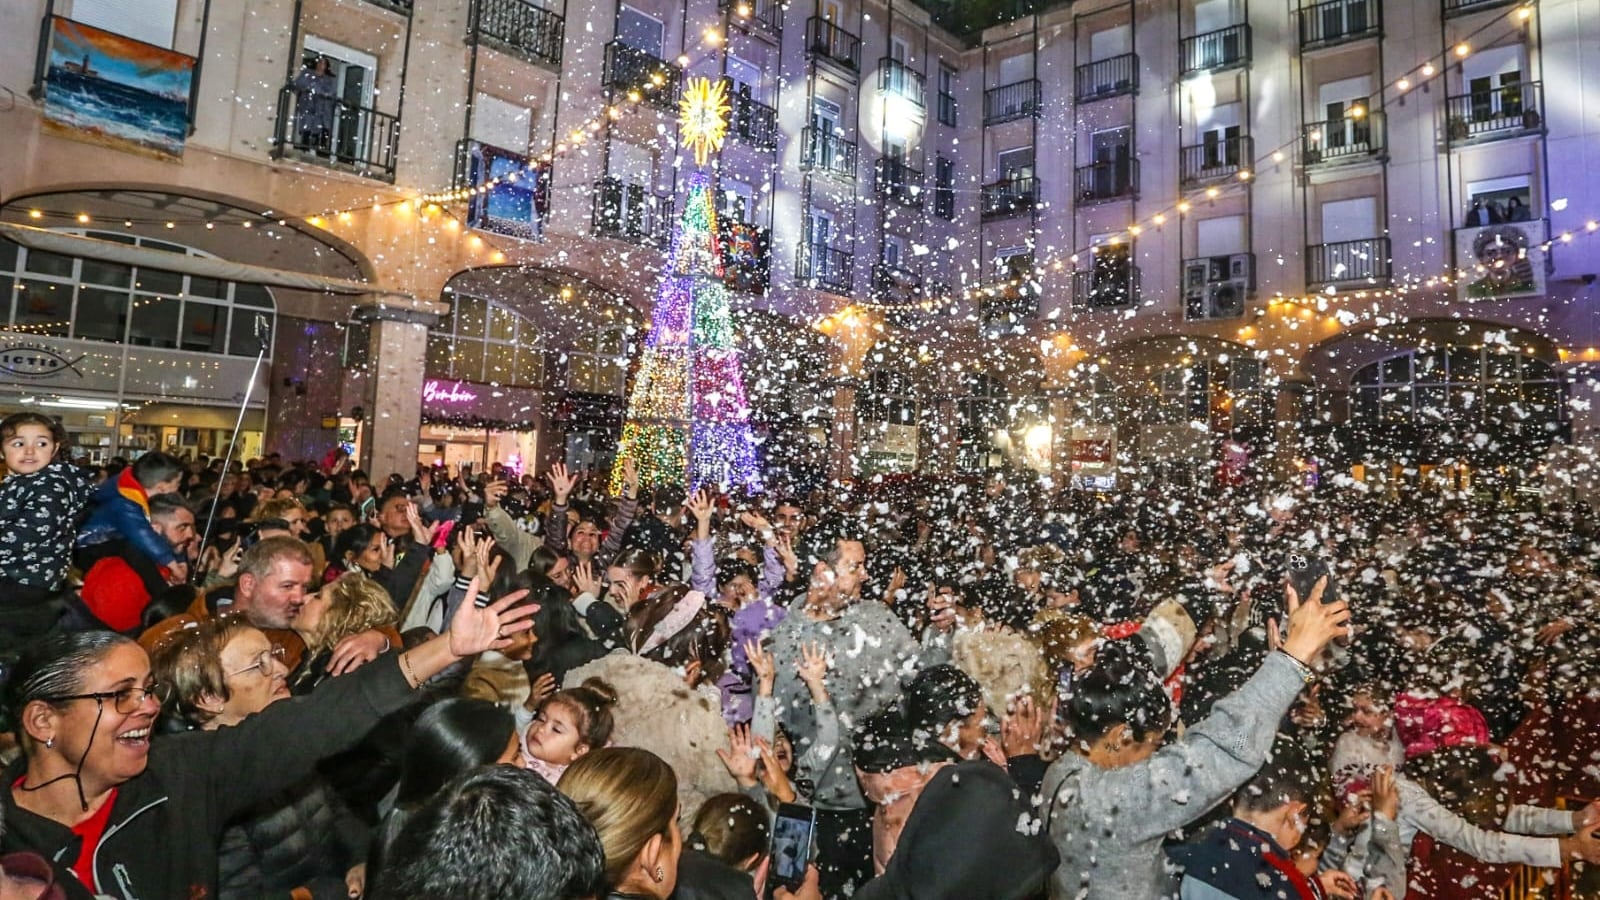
[{"xmin": 523, "ymin": 677, "xmax": 619, "ymax": 783}]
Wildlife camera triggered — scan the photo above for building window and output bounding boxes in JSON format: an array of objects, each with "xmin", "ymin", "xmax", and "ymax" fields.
[
  {"xmin": 1351, "ymin": 347, "xmax": 1562, "ymax": 436},
  {"xmin": 934, "ymin": 156, "xmax": 955, "ymax": 220},
  {"xmin": 858, "ymin": 369, "xmax": 917, "ymax": 426},
  {"xmin": 566, "ymin": 326, "xmax": 628, "ymax": 395},
  {"xmin": 427, "ymin": 293, "xmax": 544, "ymax": 388},
  {"xmin": 937, "ymin": 63, "xmax": 957, "ymax": 127},
  {"xmin": 0, "ymin": 231, "xmax": 275, "ymax": 357}
]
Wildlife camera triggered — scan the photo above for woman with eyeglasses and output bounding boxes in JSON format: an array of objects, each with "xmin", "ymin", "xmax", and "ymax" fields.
[
  {"xmin": 0, "ymin": 578, "xmax": 531, "ymax": 900},
  {"xmin": 150, "ymin": 616, "xmax": 368, "ymax": 899}
]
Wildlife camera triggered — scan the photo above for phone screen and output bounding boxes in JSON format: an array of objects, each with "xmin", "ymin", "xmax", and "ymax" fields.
[{"xmin": 769, "ymin": 803, "xmax": 816, "ymax": 890}]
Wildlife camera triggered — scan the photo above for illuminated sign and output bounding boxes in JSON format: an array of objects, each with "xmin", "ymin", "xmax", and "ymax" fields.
[
  {"xmin": 423, "ymin": 380, "xmax": 479, "ymax": 404},
  {"xmin": 0, "ymin": 344, "xmax": 86, "ymax": 379}
]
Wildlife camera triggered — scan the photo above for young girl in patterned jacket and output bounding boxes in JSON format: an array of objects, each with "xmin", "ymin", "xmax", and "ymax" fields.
[{"xmin": 0, "ymin": 412, "xmax": 96, "ymax": 647}]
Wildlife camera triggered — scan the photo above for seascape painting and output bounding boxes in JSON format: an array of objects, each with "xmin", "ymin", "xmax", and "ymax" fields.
[{"xmin": 42, "ymin": 18, "xmax": 194, "ymax": 159}]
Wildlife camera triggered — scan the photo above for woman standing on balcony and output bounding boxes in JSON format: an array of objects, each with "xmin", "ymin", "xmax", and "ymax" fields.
[{"xmin": 292, "ymin": 56, "xmax": 338, "ymax": 156}]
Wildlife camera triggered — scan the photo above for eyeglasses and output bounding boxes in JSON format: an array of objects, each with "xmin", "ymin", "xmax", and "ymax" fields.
[
  {"xmin": 43, "ymin": 682, "xmax": 173, "ymax": 714},
  {"xmin": 226, "ymin": 645, "xmax": 287, "ymax": 680}
]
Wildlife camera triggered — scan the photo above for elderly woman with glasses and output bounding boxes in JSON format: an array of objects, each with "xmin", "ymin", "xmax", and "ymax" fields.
[
  {"xmin": 151, "ymin": 616, "xmax": 369, "ymax": 899},
  {"xmin": 0, "ymin": 578, "xmax": 531, "ymax": 900}
]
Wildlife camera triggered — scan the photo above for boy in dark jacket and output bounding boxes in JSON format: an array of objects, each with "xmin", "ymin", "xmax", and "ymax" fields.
[{"xmin": 75, "ymin": 452, "xmax": 186, "ymax": 582}]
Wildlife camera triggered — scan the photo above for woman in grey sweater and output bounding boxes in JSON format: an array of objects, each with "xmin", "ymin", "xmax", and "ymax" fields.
[{"xmin": 1042, "ymin": 579, "xmax": 1350, "ymax": 900}]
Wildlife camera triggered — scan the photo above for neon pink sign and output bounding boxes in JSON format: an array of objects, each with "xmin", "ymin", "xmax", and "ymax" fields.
[{"xmin": 423, "ymin": 380, "xmax": 478, "ymax": 404}]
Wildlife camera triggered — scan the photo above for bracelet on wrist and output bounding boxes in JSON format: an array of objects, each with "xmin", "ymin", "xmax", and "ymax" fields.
[{"xmin": 1277, "ymin": 650, "xmax": 1317, "ymax": 684}]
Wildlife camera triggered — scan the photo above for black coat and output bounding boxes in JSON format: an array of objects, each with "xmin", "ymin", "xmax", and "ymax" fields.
[
  {"xmin": 217, "ymin": 774, "xmax": 367, "ymax": 899},
  {"xmin": 0, "ymin": 656, "xmax": 416, "ymax": 900}
]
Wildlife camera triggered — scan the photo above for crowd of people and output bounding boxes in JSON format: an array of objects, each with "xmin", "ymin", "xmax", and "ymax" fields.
[{"xmin": 0, "ymin": 407, "xmax": 1597, "ymax": 900}]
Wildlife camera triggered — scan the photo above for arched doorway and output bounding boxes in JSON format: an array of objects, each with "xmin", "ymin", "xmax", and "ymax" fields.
[{"xmin": 1300, "ymin": 320, "xmax": 1567, "ymax": 493}]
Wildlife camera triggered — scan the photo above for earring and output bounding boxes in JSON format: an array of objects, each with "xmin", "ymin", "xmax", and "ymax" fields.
[
  {"xmin": 654, "ymin": 865, "xmax": 666, "ymax": 883},
  {"xmin": 45, "ymin": 738, "xmax": 54, "ymax": 749}
]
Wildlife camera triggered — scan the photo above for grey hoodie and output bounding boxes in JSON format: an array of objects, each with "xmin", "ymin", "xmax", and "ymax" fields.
[
  {"xmin": 769, "ymin": 594, "xmax": 921, "ymax": 810},
  {"xmin": 1041, "ymin": 651, "xmax": 1307, "ymax": 900}
]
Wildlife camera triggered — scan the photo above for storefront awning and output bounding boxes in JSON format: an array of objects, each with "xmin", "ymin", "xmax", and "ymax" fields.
[{"xmin": 0, "ymin": 222, "xmax": 418, "ymax": 301}]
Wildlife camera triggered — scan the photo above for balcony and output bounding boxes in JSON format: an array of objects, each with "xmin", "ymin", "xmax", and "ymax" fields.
[
  {"xmin": 875, "ymin": 159, "xmax": 924, "ymax": 209},
  {"xmin": 469, "ymin": 0, "xmax": 564, "ymax": 69},
  {"xmin": 1181, "ymin": 24, "xmax": 1252, "ymax": 76},
  {"xmin": 1306, "ymin": 237, "xmax": 1391, "ymax": 287},
  {"xmin": 796, "ymin": 244, "xmax": 854, "ymax": 294},
  {"xmin": 719, "ymin": 221, "xmax": 771, "ymax": 295},
  {"xmin": 1076, "ymin": 54, "xmax": 1139, "ymax": 103},
  {"xmin": 1072, "ymin": 266, "xmax": 1141, "ymax": 310},
  {"xmin": 1443, "ymin": 0, "xmax": 1519, "ymax": 18},
  {"xmin": 362, "ymin": 0, "xmax": 412, "ymax": 13},
  {"xmin": 1180, "ymin": 135, "xmax": 1252, "ymax": 186},
  {"xmin": 1298, "ymin": 0, "xmax": 1381, "ymax": 50},
  {"xmin": 591, "ymin": 177, "xmax": 673, "ymax": 247},
  {"xmin": 720, "ymin": 0, "xmax": 783, "ymax": 36},
  {"xmin": 872, "ymin": 262, "xmax": 925, "ymax": 304},
  {"xmin": 980, "ymin": 282, "xmax": 1039, "ymax": 329},
  {"xmin": 879, "ymin": 58, "xmax": 926, "ymax": 108},
  {"xmin": 603, "ymin": 41, "xmax": 682, "ymax": 108},
  {"xmin": 728, "ymin": 85, "xmax": 778, "ymax": 151},
  {"xmin": 273, "ymin": 85, "xmax": 399, "ymax": 182},
  {"xmin": 1302, "ymin": 111, "xmax": 1386, "ymax": 165},
  {"xmin": 1445, "ymin": 82, "xmax": 1544, "ymax": 147},
  {"xmin": 984, "ymin": 80, "xmax": 1041, "ymax": 125},
  {"xmin": 938, "ymin": 91, "xmax": 958, "ymax": 127},
  {"xmin": 800, "ymin": 127, "xmax": 857, "ymax": 181},
  {"xmin": 980, "ymin": 177, "xmax": 1040, "ymax": 221},
  {"xmin": 806, "ymin": 17, "xmax": 860, "ymax": 74},
  {"xmin": 1075, "ymin": 159, "xmax": 1139, "ymax": 204}
]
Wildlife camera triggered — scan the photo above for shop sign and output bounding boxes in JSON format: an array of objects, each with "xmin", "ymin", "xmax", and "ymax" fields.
[
  {"xmin": 0, "ymin": 343, "xmax": 86, "ymax": 380},
  {"xmin": 423, "ymin": 380, "xmax": 479, "ymax": 404}
]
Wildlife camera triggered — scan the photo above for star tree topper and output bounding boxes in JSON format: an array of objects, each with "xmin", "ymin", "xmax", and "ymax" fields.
[{"xmin": 679, "ymin": 77, "xmax": 731, "ymax": 167}]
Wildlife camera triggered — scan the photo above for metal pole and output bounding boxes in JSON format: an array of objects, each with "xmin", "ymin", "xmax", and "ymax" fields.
[{"xmin": 198, "ymin": 314, "xmax": 270, "ymax": 557}]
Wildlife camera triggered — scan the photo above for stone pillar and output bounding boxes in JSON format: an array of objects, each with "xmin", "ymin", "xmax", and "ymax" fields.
[
  {"xmin": 922, "ymin": 398, "xmax": 959, "ymax": 475},
  {"xmin": 1049, "ymin": 396, "xmax": 1074, "ymax": 488},
  {"xmin": 828, "ymin": 383, "xmax": 857, "ymax": 481},
  {"xmin": 1272, "ymin": 380, "xmax": 1310, "ymax": 483},
  {"xmin": 361, "ymin": 305, "xmax": 437, "ymax": 480}
]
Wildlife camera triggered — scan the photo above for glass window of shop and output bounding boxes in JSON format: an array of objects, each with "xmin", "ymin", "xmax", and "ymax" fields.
[
  {"xmin": 565, "ymin": 325, "xmax": 629, "ymax": 395},
  {"xmin": 427, "ymin": 294, "xmax": 544, "ymax": 388},
  {"xmin": 0, "ymin": 233, "xmax": 276, "ymax": 356}
]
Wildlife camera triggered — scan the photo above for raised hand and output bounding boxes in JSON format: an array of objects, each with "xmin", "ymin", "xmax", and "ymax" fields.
[
  {"xmin": 755, "ymin": 736, "xmax": 797, "ymax": 803},
  {"xmin": 1280, "ymin": 575, "xmax": 1350, "ymax": 666},
  {"xmin": 458, "ymin": 525, "xmax": 481, "ymax": 579},
  {"xmin": 797, "ymin": 642, "xmax": 829, "ymax": 698},
  {"xmin": 572, "ymin": 560, "xmax": 601, "ymax": 599},
  {"xmin": 483, "ymin": 479, "xmax": 508, "ymax": 509},
  {"xmin": 546, "ymin": 462, "xmax": 579, "ymax": 505},
  {"xmin": 716, "ymin": 724, "xmax": 760, "ymax": 787},
  {"xmin": 745, "ymin": 638, "xmax": 777, "ymax": 696},
  {"xmin": 687, "ymin": 487, "xmax": 715, "ymax": 539},
  {"xmin": 1000, "ymin": 694, "xmax": 1046, "ymax": 758},
  {"xmin": 619, "ymin": 455, "xmax": 639, "ymax": 498},
  {"xmin": 1372, "ymin": 765, "xmax": 1400, "ymax": 821},
  {"xmin": 447, "ymin": 579, "xmax": 535, "ymax": 657}
]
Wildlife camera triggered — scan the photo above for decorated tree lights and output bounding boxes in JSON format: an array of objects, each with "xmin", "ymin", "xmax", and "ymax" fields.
[{"xmin": 611, "ymin": 79, "xmax": 762, "ymax": 491}]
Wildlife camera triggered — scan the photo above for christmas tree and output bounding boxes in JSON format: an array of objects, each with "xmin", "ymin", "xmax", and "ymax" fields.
[{"xmin": 612, "ymin": 168, "xmax": 762, "ymax": 491}]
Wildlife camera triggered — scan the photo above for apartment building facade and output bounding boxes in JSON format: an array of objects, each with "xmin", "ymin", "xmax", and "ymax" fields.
[{"xmin": 1, "ymin": 0, "xmax": 1596, "ymax": 485}]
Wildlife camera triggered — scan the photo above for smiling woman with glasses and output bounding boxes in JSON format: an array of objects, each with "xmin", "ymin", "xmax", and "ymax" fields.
[{"xmin": 0, "ymin": 578, "xmax": 534, "ymax": 900}]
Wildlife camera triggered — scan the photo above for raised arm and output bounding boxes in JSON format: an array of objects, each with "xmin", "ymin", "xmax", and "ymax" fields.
[
  {"xmin": 543, "ymin": 462, "xmax": 579, "ymax": 556},
  {"xmin": 195, "ymin": 580, "xmax": 533, "ymax": 824},
  {"xmin": 595, "ymin": 457, "xmax": 640, "ymax": 567}
]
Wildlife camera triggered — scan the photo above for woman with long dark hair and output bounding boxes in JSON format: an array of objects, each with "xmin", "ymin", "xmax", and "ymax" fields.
[{"xmin": 366, "ymin": 697, "xmax": 518, "ymax": 884}]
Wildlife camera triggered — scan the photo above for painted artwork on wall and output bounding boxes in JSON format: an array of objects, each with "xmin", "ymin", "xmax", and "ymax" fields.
[
  {"xmin": 1455, "ymin": 219, "xmax": 1547, "ymax": 302},
  {"xmin": 42, "ymin": 17, "xmax": 194, "ymax": 159}
]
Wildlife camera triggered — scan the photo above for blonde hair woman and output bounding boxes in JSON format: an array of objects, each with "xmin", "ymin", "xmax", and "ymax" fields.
[
  {"xmin": 291, "ymin": 572, "xmax": 399, "ymax": 692},
  {"xmin": 559, "ymin": 747, "xmax": 682, "ymax": 899}
]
